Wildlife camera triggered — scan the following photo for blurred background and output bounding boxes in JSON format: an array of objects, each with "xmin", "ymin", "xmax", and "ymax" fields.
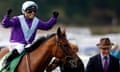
[
  {"xmin": 0, "ymin": 0, "xmax": 120, "ymax": 71},
  {"xmin": 0, "ymin": 0, "xmax": 120, "ymax": 34}
]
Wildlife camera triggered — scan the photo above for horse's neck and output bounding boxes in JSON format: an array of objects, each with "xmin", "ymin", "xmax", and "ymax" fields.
[{"xmin": 29, "ymin": 38, "xmax": 55, "ymax": 71}]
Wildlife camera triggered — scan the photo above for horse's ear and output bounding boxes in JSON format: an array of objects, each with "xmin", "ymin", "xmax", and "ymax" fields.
[
  {"xmin": 62, "ymin": 28, "xmax": 66, "ymax": 37},
  {"xmin": 57, "ymin": 27, "xmax": 62, "ymax": 36}
]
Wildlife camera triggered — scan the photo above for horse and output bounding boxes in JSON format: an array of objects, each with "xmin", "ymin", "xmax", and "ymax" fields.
[
  {"xmin": 0, "ymin": 27, "xmax": 77, "ymax": 72},
  {"xmin": 46, "ymin": 42, "xmax": 85, "ymax": 72}
]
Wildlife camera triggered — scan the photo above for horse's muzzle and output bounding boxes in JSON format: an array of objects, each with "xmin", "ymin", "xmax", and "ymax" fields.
[{"xmin": 69, "ymin": 59, "xmax": 77, "ymax": 68}]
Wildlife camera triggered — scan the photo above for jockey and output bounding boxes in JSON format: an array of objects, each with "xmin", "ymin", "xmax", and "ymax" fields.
[{"xmin": 1, "ymin": 1, "xmax": 59, "ymax": 68}]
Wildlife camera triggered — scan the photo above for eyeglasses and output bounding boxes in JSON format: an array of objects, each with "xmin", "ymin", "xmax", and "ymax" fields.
[{"xmin": 25, "ymin": 9, "xmax": 36, "ymax": 13}]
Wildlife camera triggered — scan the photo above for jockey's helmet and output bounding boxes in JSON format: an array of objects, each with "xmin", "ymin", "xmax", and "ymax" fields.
[{"xmin": 22, "ymin": 1, "xmax": 38, "ymax": 14}]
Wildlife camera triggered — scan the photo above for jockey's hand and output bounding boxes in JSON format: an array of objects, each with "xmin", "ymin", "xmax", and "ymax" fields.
[
  {"xmin": 7, "ymin": 8, "xmax": 12, "ymax": 16},
  {"xmin": 53, "ymin": 11, "xmax": 59, "ymax": 18}
]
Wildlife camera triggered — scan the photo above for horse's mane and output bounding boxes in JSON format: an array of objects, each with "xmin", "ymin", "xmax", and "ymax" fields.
[{"xmin": 26, "ymin": 33, "xmax": 56, "ymax": 52}]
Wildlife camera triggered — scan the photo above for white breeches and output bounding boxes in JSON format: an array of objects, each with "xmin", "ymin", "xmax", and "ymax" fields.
[{"xmin": 9, "ymin": 43, "xmax": 25, "ymax": 54}]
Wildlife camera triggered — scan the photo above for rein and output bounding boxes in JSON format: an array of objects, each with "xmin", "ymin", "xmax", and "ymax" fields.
[{"xmin": 26, "ymin": 53, "xmax": 32, "ymax": 72}]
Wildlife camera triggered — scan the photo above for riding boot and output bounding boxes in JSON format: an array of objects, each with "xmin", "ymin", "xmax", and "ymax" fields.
[{"xmin": 3, "ymin": 49, "xmax": 20, "ymax": 68}]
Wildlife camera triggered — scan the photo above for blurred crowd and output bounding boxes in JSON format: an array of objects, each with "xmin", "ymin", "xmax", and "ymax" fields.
[{"xmin": 111, "ymin": 43, "xmax": 120, "ymax": 60}]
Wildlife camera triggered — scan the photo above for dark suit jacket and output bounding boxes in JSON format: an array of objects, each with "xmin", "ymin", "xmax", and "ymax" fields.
[{"xmin": 85, "ymin": 54, "xmax": 120, "ymax": 72}]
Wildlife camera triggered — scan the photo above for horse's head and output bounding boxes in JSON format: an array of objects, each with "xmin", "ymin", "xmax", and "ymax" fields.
[
  {"xmin": 51, "ymin": 27, "xmax": 75, "ymax": 62},
  {"xmin": 46, "ymin": 34, "xmax": 82, "ymax": 72}
]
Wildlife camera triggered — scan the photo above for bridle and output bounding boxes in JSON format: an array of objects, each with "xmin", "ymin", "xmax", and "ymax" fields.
[
  {"xmin": 54, "ymin": 35, "xmax": 73, "ymax": 61},
  {"xmin": 54, "ymin": 35, "xmax": 78, "ymax": 69}
]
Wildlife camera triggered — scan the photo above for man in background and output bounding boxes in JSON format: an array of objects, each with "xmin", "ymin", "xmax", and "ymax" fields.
[{"xmin": 86, "ymin": 37, "xmax": 119, "ymax": 72}]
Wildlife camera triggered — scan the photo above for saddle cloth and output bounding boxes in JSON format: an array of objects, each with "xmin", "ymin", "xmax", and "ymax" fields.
[{"xmin": 0, "ymin": 51, "xmax": 25, "ymax": 72}]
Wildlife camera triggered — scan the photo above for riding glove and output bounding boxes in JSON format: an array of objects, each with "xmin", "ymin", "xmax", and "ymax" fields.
[{"xmin": 53, "ymin": 11, "xmax": 59, "ymax": 18}]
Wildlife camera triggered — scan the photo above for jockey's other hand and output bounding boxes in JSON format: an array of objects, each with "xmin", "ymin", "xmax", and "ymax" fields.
[
  {"xmin": 7, "ymin": 8, "xmax": 12, "ymax": 16},
  {"xmin": 53, "ymin": 11, "xmax": 59, "ymax": 18}
]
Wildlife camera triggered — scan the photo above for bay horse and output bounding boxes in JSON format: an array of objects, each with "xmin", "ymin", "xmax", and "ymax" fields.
[
  {"xmin": 46, "ymin": 42, "xmax": 85, "ymax": 72},
  {"xmin": 0, "ymin": 27, "xmax": 77, "ymax": 72}
]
